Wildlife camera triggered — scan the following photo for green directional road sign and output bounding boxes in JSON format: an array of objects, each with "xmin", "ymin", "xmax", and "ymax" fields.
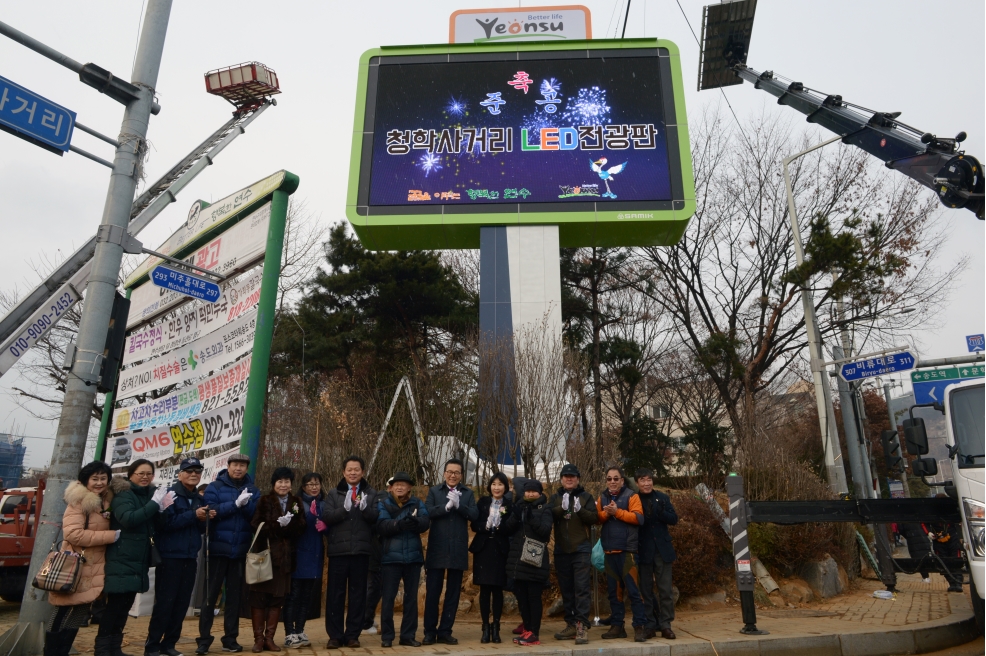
[{"xmin": 911, "ymin": 365, "xmax": 984, "ymax": 405}]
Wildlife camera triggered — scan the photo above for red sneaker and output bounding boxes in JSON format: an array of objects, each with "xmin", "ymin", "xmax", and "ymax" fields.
[
  {"xmin": 518, "ymin": 633, "xmax": 540, "ymax": 646},
  {"xmin": 512, "ymin": 623, "xmax": 525, "ymax": 635},
  {"xmin": 513, "ymin": 630, "xmax": 533, "ymax": 644}
]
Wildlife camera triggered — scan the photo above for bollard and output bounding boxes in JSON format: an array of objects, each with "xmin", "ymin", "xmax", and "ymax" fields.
[{"xmin": 726, "ymin": 473, "xmax": 768, "ymax": 635}]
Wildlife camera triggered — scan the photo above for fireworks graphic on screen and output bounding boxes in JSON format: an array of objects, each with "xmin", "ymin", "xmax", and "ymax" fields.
[
  {"xmin": 417, "ymin": 153, "xmax": 443, "ymax": 177},
  {"xmin": 561, "ymin": 87, "xmax": 611, "ymax": 126},
  {"xmin": 520, "ymin": 112, "xmax": 556, "ymax": 144},
  {"xmin": 445, "ymin": 96, "xmax": 468, "ymax": 117},
  {"xmin": 540, "ymin": 78, "xmax": 561, "ymax": 96}
]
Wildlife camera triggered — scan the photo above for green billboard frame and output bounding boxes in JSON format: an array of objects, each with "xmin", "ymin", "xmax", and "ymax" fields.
[{"xmin": 346, "ymin": 37, "xmax": 695, "ymax": 250}]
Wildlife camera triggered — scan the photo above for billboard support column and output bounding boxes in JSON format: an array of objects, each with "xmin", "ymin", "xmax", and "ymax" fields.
[
  {"xmin": 240, "ymin": 183, "xmax": 297, "ymax": 476},
  {"xmin": 478, "ymin": 225, "xmax": 563, "ymax": 468}
]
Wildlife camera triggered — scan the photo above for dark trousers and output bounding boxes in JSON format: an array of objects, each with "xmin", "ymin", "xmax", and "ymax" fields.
[
  {"xmin": 478, "ymin": 585, "xmax": 503, "ymax": 623},
  {"xmin": 197, "ymin": 556, "xmax": 245, "ymax": 648},
  {"xmin": 604, "ymin": 552, "xmax": 648, "ymax": 628},
  {"xmin": 45, "ymin": 607, "xmax": 79, "ymax": 656},
  {"xmin": 555, "ymin": 552, "xmax": 592, "ymax": 626},
  {"xmin": 282, "ymin": 578, "xmax": 317, "ymax": 635},
  {"xmin": 146, "ymin": 558, "xmax": 198, "ymax": 651},
  {"xmin": 97, "ymin": 592, "xmax": 137, "ymax": 638},
  {"xmin": 639, "ymin": 559, "xmax": 675, "ymax": 630},
  {"xmin": 380, "ymin": 564, "xmax": 421, "ymax": 642},
  {"xmin": 423, "ymin": 568, "xmax": 462, "ymax": 638},
  {"xmin": 325, "ymin": 554, "xmax": 369, "ymax": 643},
  {"xmin": 363, "ymin": 568, "xmax": 382, "ymax": 629},
  {"xmin": 513, "ymin": 581, "xmax": 543, "ymax": 637}
]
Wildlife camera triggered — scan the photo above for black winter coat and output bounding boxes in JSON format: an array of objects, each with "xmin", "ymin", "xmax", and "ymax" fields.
[
  {"xmin": 251, "ymin": 493, "xmax": 307, "ymax": 573},
  {"xmin": 470, "ymin": 496, "xmax": 512, "ymax": 587},
  {"xmin": 322, "ymin": 478, "xmax": 379, "ymax": 557},
  {"xmin": 637, "ymin": 490, "xmax": 678, "ymax": 565},
  {"xmin": 504, "ymin": 494, "xmax": 552, "ymax": 584},
  {"xmin": 425, "ymin": 483, "xmax": 478, "ymax": 571}
]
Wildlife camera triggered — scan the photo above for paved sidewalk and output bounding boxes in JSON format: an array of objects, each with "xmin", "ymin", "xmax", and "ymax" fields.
[{"xmin": 0, "ymin": 572, "xmax": 978, "ymax": 655}]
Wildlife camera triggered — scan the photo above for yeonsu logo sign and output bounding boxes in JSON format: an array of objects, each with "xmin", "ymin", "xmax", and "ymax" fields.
[{"xmin": 449, "ymin": 6, "xmax": 591, "ymax": 43}]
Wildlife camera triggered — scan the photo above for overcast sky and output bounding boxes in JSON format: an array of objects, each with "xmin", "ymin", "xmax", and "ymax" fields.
[{"xmin": 0, "ymin": 1, "xmax": 982, "ymax": 467}]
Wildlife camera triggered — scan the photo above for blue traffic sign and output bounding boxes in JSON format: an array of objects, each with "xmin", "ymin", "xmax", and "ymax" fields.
[
  {"xmin": 912, "ymin": 365, "xmax": 984, "ymax": 405},
  {"xmin": 967, "ymin": 334, "xmax": 985, "ymax": 352},
  {"xmin": 0, "ymin": 75, "xmax": 75, "ymax": 154},
  {"xmin": 150, "ymin": 265, "xmax": 221, "ymax": 303},
  {"xmin": 839, "ymin": 350, "xmax": 915, "ymax": 382}
]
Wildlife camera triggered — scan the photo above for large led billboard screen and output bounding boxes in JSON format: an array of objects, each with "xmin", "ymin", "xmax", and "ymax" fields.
[{"xmin": 347, "ymin": 39, "xmax": 695, "ymax": 249}]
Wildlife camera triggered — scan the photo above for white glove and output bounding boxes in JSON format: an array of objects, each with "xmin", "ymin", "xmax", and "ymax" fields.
[
  {"xmin": 358, "ymin": 494, "xmax": 368, "ymax": 511},
  {"xmin": 161, "ymin": 491, "xmax": 176, "ymax": 510},
  {"xmin": 151, "ymin": 488, "xmax": 168, "ymax": 511},
  {"xmin": 276, "ymin": 513, "xmax": 292, "ymax": 527},
  {"xmin": 574, "ymin": 496, "xmax": 581, "ymax": 512},
  {"xmin": 114, "ymin": 530, "xmax": 121, "ymax": 543},
  {"xmin": 561, "ymin": 493, "xmax": 570, "ymax": 511},
  {"xmin": 344, "ymin": 492, "xmax": 353, "ymax": 511},
  {"xmin": 235, "ymin": 489, "xmax": 252, "ymax": 508},
  {"xmin": 447, "ymin": 488, "xmax": 461, "ymax": 508}
]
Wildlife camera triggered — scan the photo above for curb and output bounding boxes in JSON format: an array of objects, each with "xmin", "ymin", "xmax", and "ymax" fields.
[{"xmin": 398, "ymin": 614, "xmax": 979, "ymax": 656}]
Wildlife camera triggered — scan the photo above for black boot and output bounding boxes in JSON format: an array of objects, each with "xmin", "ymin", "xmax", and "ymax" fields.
[
  {"xmin": 490, "ymin": 622, "xmax": 501, "ymax": 644},
  {"xmin": 45, "ymin": 630, "xmax": 77, "ymax": 656},
  {"xmin": 94, "ymin": 636, "xmax": 115, "ymax": 656},
  {"xmin": 480, "ymin": 622, "xmax": 490, "ymax": 644}
]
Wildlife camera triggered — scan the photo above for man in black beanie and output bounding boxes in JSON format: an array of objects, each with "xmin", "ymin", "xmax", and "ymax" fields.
[{"xmin": 549, "ymin": 463, "xmax": 598, "ymax": 644}]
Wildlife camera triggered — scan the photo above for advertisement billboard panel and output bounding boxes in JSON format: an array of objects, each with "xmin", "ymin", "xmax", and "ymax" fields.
[{"xmin": 347, "ymin": 38, "xmax": 694, "ymax": 249}]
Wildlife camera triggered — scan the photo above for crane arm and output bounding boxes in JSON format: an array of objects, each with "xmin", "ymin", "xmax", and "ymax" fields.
[{"xmin": 732, "ymin": 64, "xmax": 983, "ymax": 219}]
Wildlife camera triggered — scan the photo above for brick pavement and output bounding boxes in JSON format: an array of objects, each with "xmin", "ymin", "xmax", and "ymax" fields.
[{"xmin": 0, "ymin": 572, "xmax": 976, "ymax": 655}]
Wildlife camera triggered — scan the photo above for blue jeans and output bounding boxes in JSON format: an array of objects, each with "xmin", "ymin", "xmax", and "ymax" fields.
[{"xmin": 604, "ymin": 552, "xmax": 648, "ymax": 628}]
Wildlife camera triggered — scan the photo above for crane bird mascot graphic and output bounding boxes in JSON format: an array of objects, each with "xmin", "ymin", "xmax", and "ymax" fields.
[{"xmin": 590, "ymin": 158, "xmax": 628, "ymax": 198}]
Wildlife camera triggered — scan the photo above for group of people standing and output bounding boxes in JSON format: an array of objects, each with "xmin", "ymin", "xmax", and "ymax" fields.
[{"xmin": 43, "ymin": 454, "xmax": 678, "ymax": 654}]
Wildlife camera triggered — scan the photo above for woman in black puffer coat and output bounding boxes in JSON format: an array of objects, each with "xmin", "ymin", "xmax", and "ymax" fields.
[{"xmin": 502, "ymin": 480, "xmax": 552, "ymax": 646}]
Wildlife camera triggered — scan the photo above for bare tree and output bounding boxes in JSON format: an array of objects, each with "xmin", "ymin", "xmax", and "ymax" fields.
[{"xmin": 635, "ymin": 106, "xmax": 961, "ymax": 452}]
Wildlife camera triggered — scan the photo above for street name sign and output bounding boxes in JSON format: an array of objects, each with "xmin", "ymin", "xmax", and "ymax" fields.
[
  {"xmin": 967, "ymin": 334, "xmax": 984, "ymax": 352},
  {"xmin": 839, "ymin": 351, "xmax": 915, "ymax": 382},
  {"xmin": 0, "ymin": 75, "xmax": 75, "ymax": 154},
  {"xmin": 150, "ymin": 265, "xmax": 221, "ymax": 303},
  {"xmin": 911, "ymin": 365, "xmax": 985, "ymax": 405}
]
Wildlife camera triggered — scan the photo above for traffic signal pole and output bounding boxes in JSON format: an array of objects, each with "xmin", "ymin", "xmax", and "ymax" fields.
[
  {"xmin": 883, "ymin": 381, "xmax": 911, "ymax": 497},
  {"xmin": 0, "ymin": 4, "xmax": 173, "ymax": 653}
]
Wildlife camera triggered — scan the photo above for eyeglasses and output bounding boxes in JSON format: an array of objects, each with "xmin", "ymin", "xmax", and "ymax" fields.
[
  {"xmin": 445, "ymin": 471, "xmax": 462, "ymax": 477},
  {"xmin": 185, "ymin": 469, "xmax": 203, "ymax": 475},
  {"xmin": 304, "ymin": 482, "xmax": 321, "ymax": 487},
  {"xmin": 605, "ymin": 477, "xmax": 622, "ymax": 482}
]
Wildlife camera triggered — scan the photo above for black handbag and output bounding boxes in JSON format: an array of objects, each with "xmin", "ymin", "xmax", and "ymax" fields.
[{"xmin": 149, "ymin": 537, "xmax": 162, "ymax": 567}]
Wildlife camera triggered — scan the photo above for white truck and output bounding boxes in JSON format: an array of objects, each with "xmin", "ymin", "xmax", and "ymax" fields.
[{"xmin": 943, "ymin": 379, "xmax": 985, "ymax": 630}]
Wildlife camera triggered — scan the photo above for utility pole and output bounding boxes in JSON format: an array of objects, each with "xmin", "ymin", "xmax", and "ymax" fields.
[
  {"xmin": 4, "ymin": 4, "xmax": 172, "ymax": 653},
  {"xmin": 783, "ymin": 135, "xmax": 848, "ymax": 495}
]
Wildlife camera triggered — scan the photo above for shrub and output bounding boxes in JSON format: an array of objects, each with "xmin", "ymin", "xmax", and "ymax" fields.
[{"xmin": 668, "ymin": 492, "xmax": 733, "ymax": 598}]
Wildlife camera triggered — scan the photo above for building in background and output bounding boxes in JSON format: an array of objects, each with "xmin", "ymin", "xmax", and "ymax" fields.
[{"xmin": 0, "ymin": 434, "xmax": 27, "ymax": 489}]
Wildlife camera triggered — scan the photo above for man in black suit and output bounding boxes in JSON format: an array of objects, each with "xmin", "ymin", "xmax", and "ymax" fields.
[{"xmin": 634, "ymin": 468, "xmax": 678, "ymax": 640}]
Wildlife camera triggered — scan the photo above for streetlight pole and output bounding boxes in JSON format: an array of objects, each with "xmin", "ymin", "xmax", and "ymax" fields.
[
  {"xmin": 783, "ymin": 135, "xmax": 848, "ymax": 495},
  {"xmin": 4, "ymin": 3, "xmax": 173, "ymax": 653}
]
